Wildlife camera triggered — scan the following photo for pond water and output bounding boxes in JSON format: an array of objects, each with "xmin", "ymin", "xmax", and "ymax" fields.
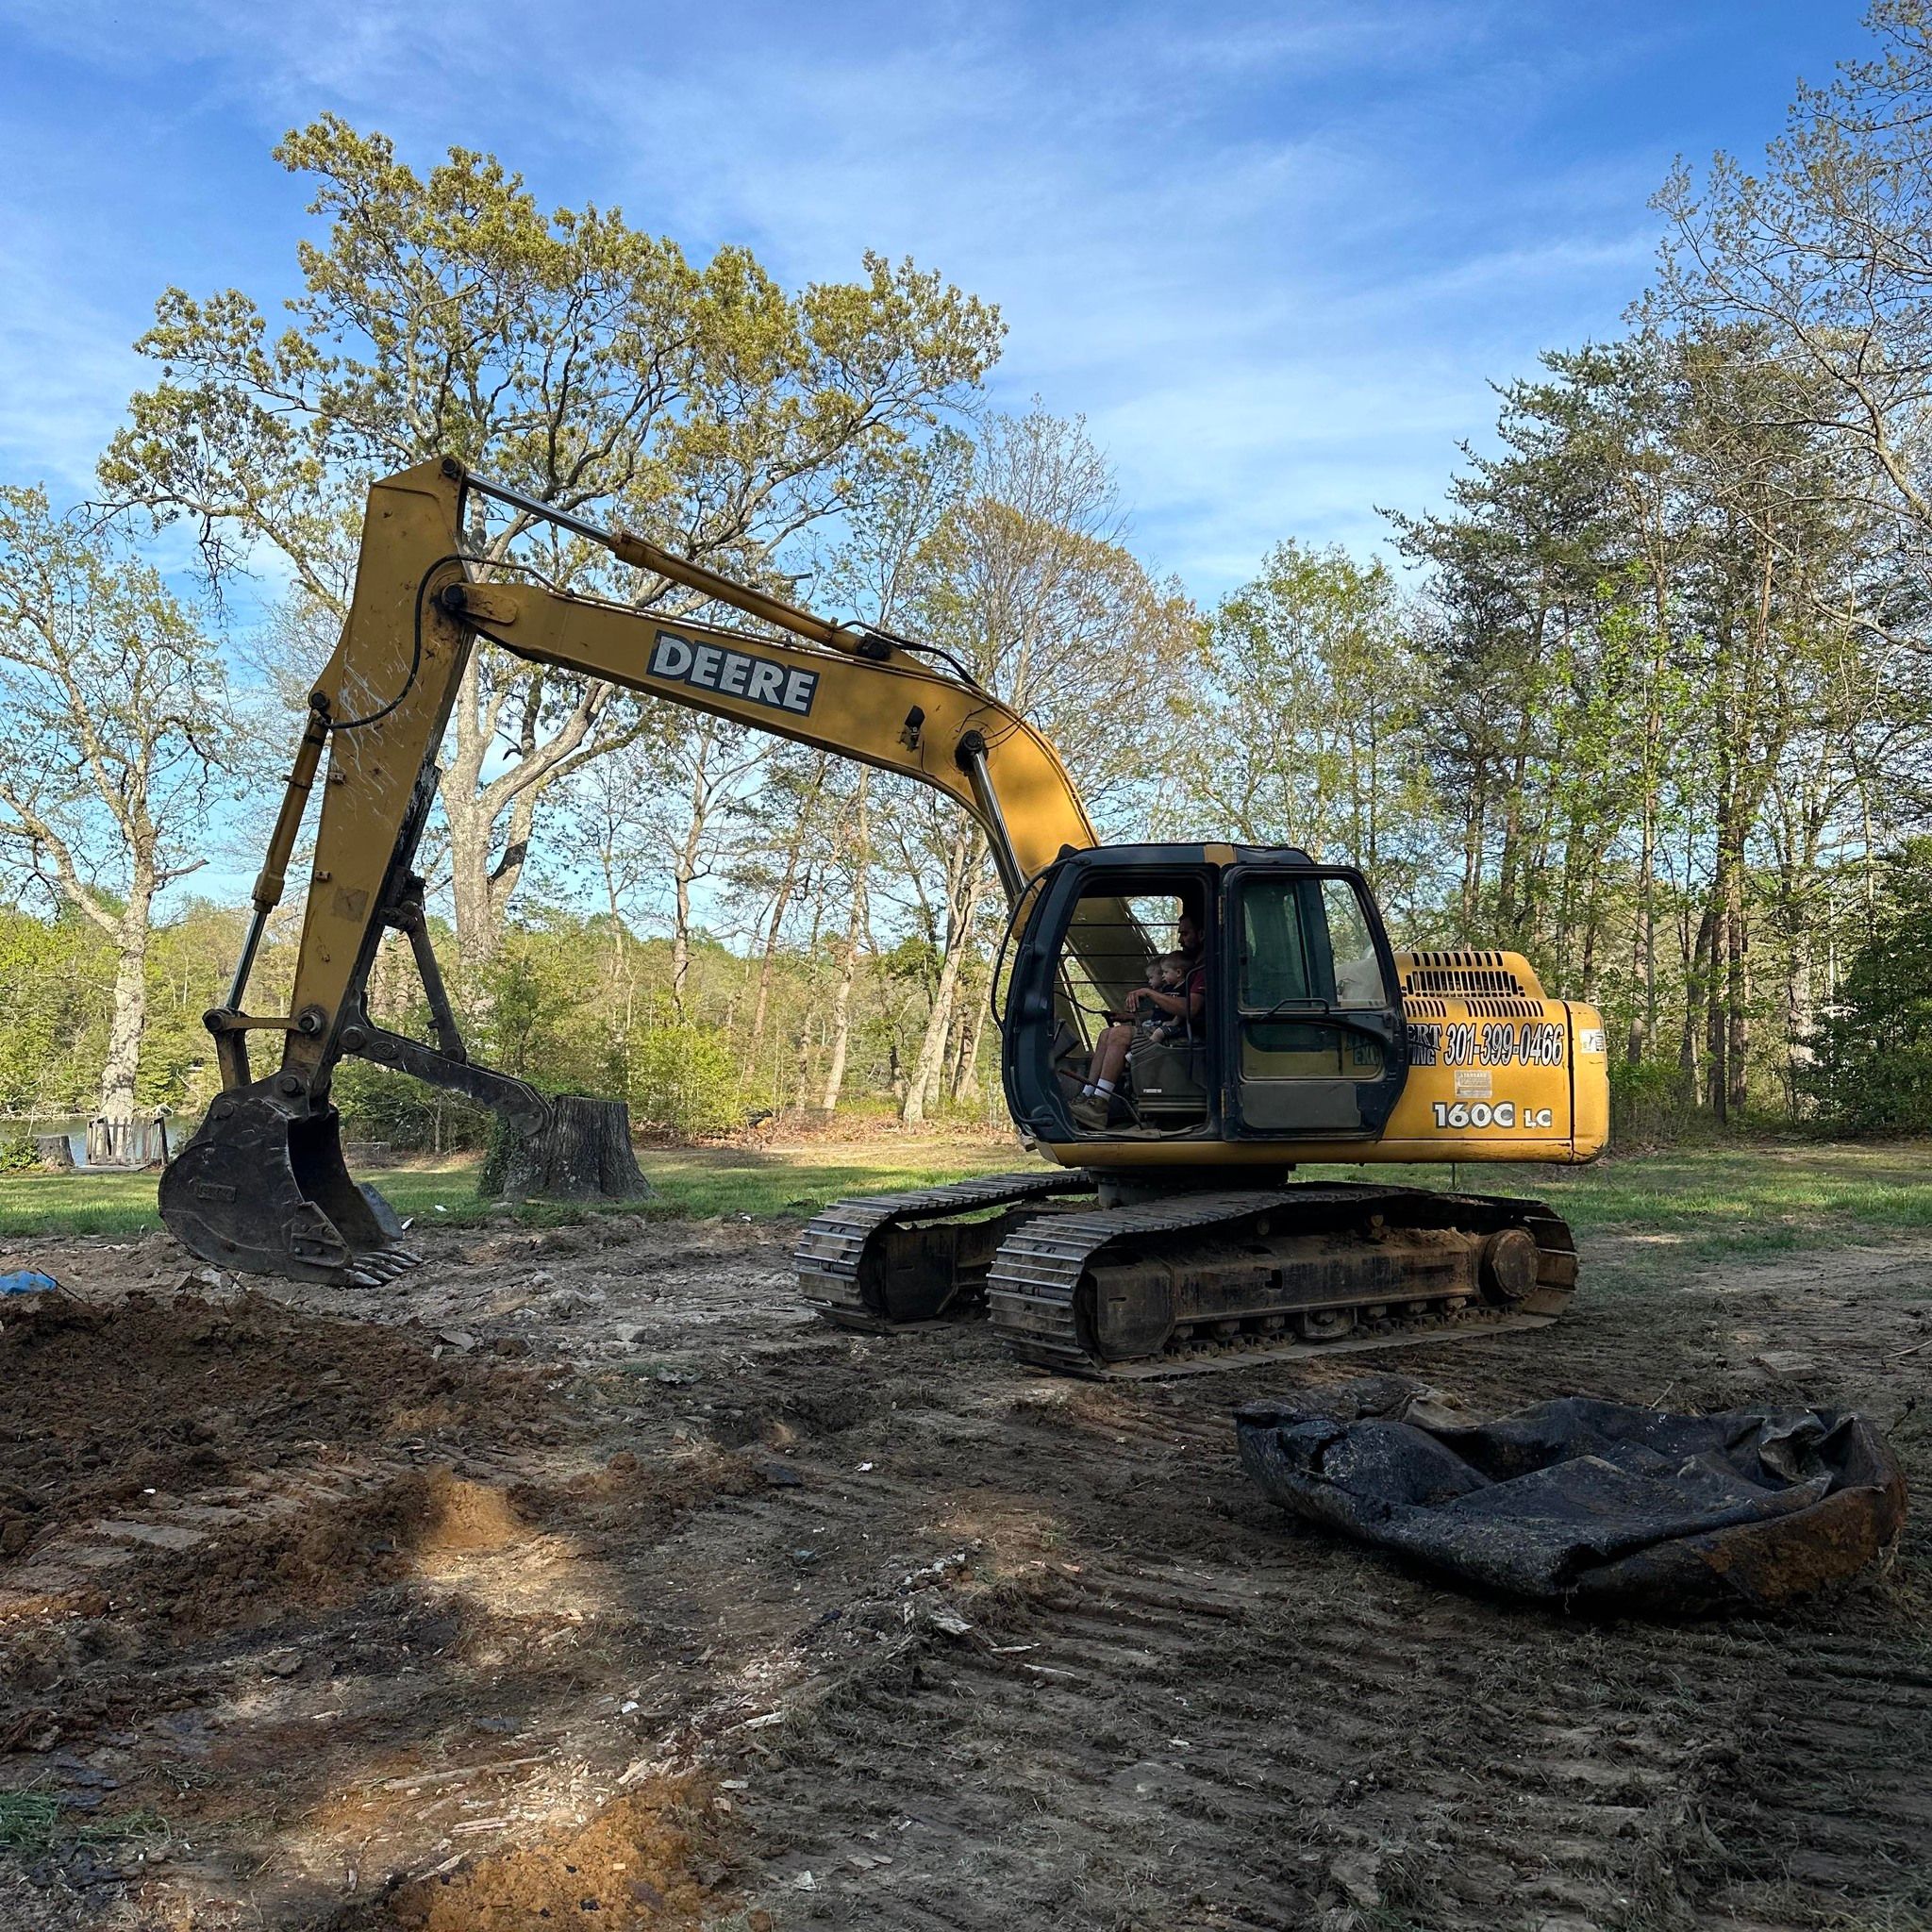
[{"xmin": 8, "ymin": 1115, "xmax": 206, "ymax": 1168}]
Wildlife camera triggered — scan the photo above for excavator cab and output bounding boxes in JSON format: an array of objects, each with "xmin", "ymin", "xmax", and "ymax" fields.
[{"xmin": 1000, "ymin": 844, "xmax": 1408, "ymax": 1154}]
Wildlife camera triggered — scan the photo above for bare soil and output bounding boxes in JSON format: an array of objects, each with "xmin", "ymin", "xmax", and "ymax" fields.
[{"xmin": 0, "ymin": 1211, "xmax": 1926, "ymax": 1932}]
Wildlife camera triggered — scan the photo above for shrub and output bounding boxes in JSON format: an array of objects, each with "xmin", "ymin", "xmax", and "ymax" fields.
[
  {"xmin": 627, "ymin": 1011, "xmax": 743, "ymax": 1139},
  {"xmin": 1607, "ymin": 1058, "xmax": 1698, "ymax": 1147},
  {"xmin": 330, "ymin": 1059, "xmax": 490, "ymax": 1155}
]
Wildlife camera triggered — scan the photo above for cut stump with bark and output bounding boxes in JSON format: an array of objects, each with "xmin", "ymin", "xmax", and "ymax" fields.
[
  {"xmin": 35, "ymin": 1134, "xmax": 76, "ymax": 1174},
  {"xmin": 488, "ymin": 1095, "xmax": 653, "ymax": 1204}
]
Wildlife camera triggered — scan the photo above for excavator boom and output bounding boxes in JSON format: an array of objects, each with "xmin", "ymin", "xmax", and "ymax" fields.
[{"xmin": 160, "ymin": 457, "xmax": 1097, "ymax": 1282}]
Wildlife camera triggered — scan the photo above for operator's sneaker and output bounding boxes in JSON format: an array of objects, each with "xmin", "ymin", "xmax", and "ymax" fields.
[{"xmin": 1069, "ymin": 1093, "xmax": 1111, "ymax": 1131}]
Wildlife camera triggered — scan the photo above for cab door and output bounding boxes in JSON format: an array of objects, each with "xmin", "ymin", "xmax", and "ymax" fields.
[{"xmin": 1222, "ymin": 865, "xmax": 1407, "ymax": 1140}]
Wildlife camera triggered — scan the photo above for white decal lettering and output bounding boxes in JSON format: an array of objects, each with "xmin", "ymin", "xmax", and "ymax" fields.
[
  {"xmin": 649, "ymin": 634, "xmax": 693, "ymax": 678},
  {"xmin": 1432, "ymin": 1097, "xmax": 1544, "ymax": 1134},
  {"xmin": 647, "ymin": 630, "xmax": 818, "ymax": 717}
]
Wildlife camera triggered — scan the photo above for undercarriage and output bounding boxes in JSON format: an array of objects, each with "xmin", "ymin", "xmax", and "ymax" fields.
[{"xmin": 795, "ymin": 1172, "xmax": 1576, "ymax": 1378}]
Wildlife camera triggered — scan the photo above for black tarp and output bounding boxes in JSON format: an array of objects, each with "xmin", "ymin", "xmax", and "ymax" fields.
[{"xmin": 1234, "ymin": 1376, "xmax": 1907, "ymax": 1614}]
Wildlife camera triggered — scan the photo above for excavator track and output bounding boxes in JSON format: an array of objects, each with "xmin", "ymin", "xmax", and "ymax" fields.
[
  {"xmin": 986, "ymin": 1183, "xmax": 1576, "ymax": 1378},
  {"xmin": 796, "ymin": 1171, "xmax": 1096, "ymax": 1330}
]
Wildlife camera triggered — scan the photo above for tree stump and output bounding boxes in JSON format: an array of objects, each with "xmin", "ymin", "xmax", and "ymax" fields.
[
  {"xmin": 487, "ymin": 1096, "xmax": 652, "ymax": 1204},
  {"xmin": 34, "ymin": 1134, "xmax": 75, "ymax": 1174}
]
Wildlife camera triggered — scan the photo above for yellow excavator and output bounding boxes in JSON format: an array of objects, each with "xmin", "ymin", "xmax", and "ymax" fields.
[{"xmin": 160, "ymin": 458, "xmax": 1608, "ymax": 1378}]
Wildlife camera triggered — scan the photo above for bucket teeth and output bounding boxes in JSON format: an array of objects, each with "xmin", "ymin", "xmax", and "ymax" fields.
[{"xmin": 159, "ymin": 1089, "xmax": 424, "ymax": 1291}]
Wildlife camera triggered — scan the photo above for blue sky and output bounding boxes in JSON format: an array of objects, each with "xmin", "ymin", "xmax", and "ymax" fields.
[{"xmin": 0, "ymin": 0, "xmax": 1871, "ymax": 598}]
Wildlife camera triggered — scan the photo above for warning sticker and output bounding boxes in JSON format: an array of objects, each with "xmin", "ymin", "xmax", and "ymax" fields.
[{"xmin": 1453, "ymin": 1070, "xmax": 1492, "ymax": 1099}]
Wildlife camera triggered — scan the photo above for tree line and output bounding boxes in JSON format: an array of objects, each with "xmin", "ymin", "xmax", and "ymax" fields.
[{"xmin": 8, "ymin": 4, "xmax": 1932, "ymax": 1151}]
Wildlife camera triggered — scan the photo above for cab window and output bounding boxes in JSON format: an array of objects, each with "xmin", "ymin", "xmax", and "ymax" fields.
[
  {"xmin": 1238, "ymin": 881, "xmax": 1313, "ymax": 1008},
  {"xmin": 1236, "ymin": 876, "xmax": 1391, "ymax": 1010},
  {"xmin": 1323, "ymin": 877, "xmax": 1391, "ymax": 1007},
  {"xmin": 1232, "ymin": 874, "xmax": 1396, "ymax": 1102},
  {"xmin": 1058, "ymin": 889, "xmax": 1193, "ymax": 1027}
]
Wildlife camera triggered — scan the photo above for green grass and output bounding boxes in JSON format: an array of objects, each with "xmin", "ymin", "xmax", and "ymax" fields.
[
  {"xmin": 0, "ymin": 1789, "xmax": 168, "ymax": 1857},
  {"xmin": 0, "ymin": 1137, "xmax": 1037, "ymax": 1241},
  {"xmin": 1307, "ymin": 1139, "xmax": 1932, "ymax": 1261},
  {"xmin": 8, "ymin": 1134, "xmax": 1932, "ymax": 1261}
]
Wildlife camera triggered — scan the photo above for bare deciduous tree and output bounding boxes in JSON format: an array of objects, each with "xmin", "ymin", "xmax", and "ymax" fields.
[
  {"xmin": 0, "ymin": 489, "xmax": 242, "ymax": 1127},
  {"xmin": 891, "ymin": 408, "xmax": 1193, "ymax": 1123}
]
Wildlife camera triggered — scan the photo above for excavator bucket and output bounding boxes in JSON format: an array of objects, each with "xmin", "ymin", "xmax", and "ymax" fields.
[{"xmin": 158, "ymin": 1091, "xmax": 420, "ymax": 1287}]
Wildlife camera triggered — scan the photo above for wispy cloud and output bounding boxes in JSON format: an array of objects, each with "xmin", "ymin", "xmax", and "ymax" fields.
[
  {"xmin": 0, "ymin": 225, "xmax": 145, "ymax": 497},
  {"xmin": 0, "ymin": 0, "xmax": 1871, "ymax": 593}
]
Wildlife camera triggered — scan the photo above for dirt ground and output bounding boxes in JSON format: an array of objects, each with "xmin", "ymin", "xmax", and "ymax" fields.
[{"xmin": 0, "ymin": 1207, "xmax": 1926, "ymax": 1932}]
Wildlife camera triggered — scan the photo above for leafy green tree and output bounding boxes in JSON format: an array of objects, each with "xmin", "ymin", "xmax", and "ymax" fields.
[
  {"xmin": 1808, "ymin": 840, "xmax": 1932, "ymax": 1130},
  {"xmin": 1174, "ymin": 541, "xmax": 1437, "ymax": 928},
  {"xmin": 1392, "ymin": 326, "xmax": 1892, "ymax": 1120},
  {"xmin": 139, "ymin": 901, "xmax": 245, "ymax": 1114},
  {"xmin": 0, "ymin": 905, "xmax": 109, "ymax": 1115},
  {"xmin": 100, "ymin": 116, "xmax": 1004, "ymax": 974},
  {"xmin": 1391, "ymin": 344, "xmax": 1637, "ymax": 957}
]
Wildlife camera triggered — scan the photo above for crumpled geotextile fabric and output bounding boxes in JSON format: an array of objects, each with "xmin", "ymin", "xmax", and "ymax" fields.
[{"xmin": 1234, "ymin": 1375, "xmax": 1907, "ymax": 1614}]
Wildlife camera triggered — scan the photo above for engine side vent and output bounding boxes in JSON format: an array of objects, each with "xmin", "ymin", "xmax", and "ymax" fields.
[
  {"xmin": 1403, "ymin": 995, "xmax": 1450, "ymax": 1021},
  {"xmin": 1398, "ymin": 948, "xmax": 1530, "ymax": 998}
]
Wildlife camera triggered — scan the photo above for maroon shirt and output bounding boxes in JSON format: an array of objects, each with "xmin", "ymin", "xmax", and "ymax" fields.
[{"xmin": 1173, "ymin": 962, "xmax": 1206, "ymax": 1039}]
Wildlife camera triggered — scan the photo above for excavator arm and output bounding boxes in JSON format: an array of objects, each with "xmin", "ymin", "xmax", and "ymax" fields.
[
  {"xmin": 279, "ymin": 458, "xmax": 1093, "ymax": 1083},
  {"xmin": 161, "ymin": 456, "xmax": 1097, "ymax": 1281}
]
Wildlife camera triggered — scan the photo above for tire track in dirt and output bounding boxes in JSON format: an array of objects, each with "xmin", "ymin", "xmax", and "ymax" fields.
[
  {"xmin": 1689, "ymin": 1634, "xmax": 1932, "ymax": 1927},
  {"xmin": 737, "ymin": 1474, "xmax": 1733, "ymax": 1925},
  {"xmin": 721, "ymin": 1264, "xmax": 1930, "ymax": 1932},
  {"xmin": 5, "ymin": 1219, "xmax": 1924, "ymax": 1929}
]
